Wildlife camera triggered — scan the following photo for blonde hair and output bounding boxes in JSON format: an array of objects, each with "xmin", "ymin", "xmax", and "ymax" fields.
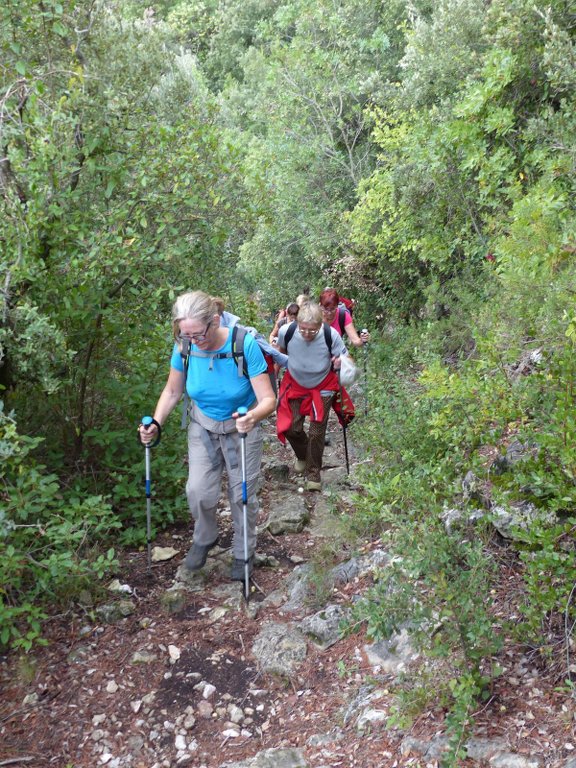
[
  {"xmin": 297, "ymin": 301, "xmax": 322, "ymax": 325},
  {"xmin": 296, "ymin": 293, "xmax": 311, "ymax": 308},
  {"xmin": 172, "ymin": 291, "xmax": 216, "ymax": 337},
  {"xmin": 211, "ymin": 296, "xmax": 226, "ymax": 315}
]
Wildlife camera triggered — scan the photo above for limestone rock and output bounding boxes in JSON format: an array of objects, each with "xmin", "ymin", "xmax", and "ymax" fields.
[
  {"xmin": 264, "ymin": 461, "xmax": 291, "ymax": 481},
  {"xmin": 160, "ymin": 588, "xmax": 189, "ymax": 614},
  {"xmin": 491, "ymin": 502, "xmax": 556, "ymax": 540},
  {"xmin": 152, "ymin": 546, "xmax": 180, "ymax": 562},
  {"xmin": 131, "ymin": 650, "xmax": 158, "ymax": 664},
  {"xmin": 364, "ymin": 628, "xmax": 419, "ymax": 676},
  {"xmin": 220, "ymin": 747, "xmax": 308, "ymax": 768},
  {"xmin": 265, "ymin": 491, "xmax": 309, "ymax": 535},
  {"xmin": 252, "ymin": 622, "xmax": 307, "ymax": 676},
  {"xmin": 95, "ymin": 600, "xmax": 135, "ymax": 623},
  {"xmin": 356, "ymin": 708, "xmax": 388, "ymax": 731},
  {"xmin": 297, "ymin": 604, "xmax": 351, "ymax": 650}
]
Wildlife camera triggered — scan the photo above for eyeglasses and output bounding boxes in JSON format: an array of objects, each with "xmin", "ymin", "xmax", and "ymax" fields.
[
  {"xmin": 321, "ymin": 305, "xmax": 337, "ymax": 314},
  {"xmin": 298, "ymin": 326, "xmax": 320, "ymax": 337},
  {"xmin": 177, "ymin": 321, "xmax": 212, "ymax": 343}
]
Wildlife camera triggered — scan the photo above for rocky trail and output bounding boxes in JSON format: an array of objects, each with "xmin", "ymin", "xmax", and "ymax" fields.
[{"xmin": 1, "ymin": 413, "xmax": 574, "ymax": 768}]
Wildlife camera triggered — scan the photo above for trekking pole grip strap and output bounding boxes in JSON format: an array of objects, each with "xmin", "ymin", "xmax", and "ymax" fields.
[{"xmin": 139, "ymin": 416, "xmax": 162, "ymax": 447}]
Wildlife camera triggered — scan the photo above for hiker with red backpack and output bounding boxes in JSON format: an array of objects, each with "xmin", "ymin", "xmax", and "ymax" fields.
[
  {"xmin": 275, "ymin": 301, "xmax": 354, "ymax": 492},
  {"xmin": 318, "ymin": 288, "xmax": 370, "ymax": 348},
  {"xmin": 138, "ymin": 291, "xmax": 276, "ymax": 581},
  {"xmin": 338, "ymin": 295, "xmax": 356, "ymax": 315}
]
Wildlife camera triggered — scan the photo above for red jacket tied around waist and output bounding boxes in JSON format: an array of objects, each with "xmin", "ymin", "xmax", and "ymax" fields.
[{"xmin": 276, "ymin": 369, "xmax": 355, "ymax": 444}]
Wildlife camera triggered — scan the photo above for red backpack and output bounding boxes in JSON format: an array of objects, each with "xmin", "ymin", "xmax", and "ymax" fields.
[{"xmin": 338, "ymin": 296, "xmax": 355, "ymax": 315}]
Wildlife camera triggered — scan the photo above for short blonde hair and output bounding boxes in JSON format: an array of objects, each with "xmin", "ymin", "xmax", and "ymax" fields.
[
  {"xmin": 296, "ymin": 294, "xmax": 311, "ymax": 308},
  {"xmin": 297, "ymin": 301, "xmax": 322, "ymax": 325},
  {"xmin": 172, "ymin": 291, "xmax": 216, "ymax": 338}
]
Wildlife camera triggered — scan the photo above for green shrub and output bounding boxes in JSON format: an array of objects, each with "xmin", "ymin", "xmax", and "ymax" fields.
[
  {"xmin": 347, "ymin": 314, "xmax": 509, "ymax": 757},
  {"xmin": 514, "ymin": 517, "xmax": 576, "ymax": 645},
  {"xmin": 350, "ymin": 514, "xmax": 502, "ymax": 764},
  {"xmin": 349, "ymin": 263, "xmax": 576, "ymax": 756},
  {"xmin": 0, "ymin": 405, "xmax": 120, "ymax": 652}
]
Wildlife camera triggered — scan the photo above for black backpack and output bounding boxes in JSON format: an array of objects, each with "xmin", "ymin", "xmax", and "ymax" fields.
[{"xmin": 283, "ymin": 321, "xmax": 333, "ymax": 355}]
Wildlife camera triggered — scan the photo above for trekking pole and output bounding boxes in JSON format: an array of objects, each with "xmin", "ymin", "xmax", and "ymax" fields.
[
  {"xmin": 361, "ymin": 329, "xmax": 369, "ymax": 416},
  {"xmin": 237, "ymin": 406, "xmax": 251, "ymax": 601},
  {"xmin": 139, "ymin": 416, "xmax": 162, "ymax": 574},
  {"xmin": 338, "ymin": 373, "xmax": 350, "ymax": 475}
]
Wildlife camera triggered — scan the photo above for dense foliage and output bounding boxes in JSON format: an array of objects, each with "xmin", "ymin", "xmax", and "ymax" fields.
[{"xmin": 1, "ymin": 0, "xmax": 575, "ymax": 756}]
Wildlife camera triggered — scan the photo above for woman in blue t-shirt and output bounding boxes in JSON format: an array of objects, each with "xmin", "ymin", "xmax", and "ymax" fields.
[{"xmin": 139, "ymin": 291, "xmax": 276, "ymax": 581}]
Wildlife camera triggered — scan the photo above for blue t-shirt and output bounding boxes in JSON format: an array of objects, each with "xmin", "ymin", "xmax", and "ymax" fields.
[{"xmin": 170, "ymin": 328, "xmax": 267, "ymax": 420}]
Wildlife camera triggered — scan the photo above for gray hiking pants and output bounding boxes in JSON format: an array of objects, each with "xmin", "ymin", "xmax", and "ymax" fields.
[{"xmin": 185, "ymin": 404, "xmax": 263, "ymax": 559}]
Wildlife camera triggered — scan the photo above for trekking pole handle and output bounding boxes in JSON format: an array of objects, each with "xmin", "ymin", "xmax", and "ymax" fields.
[
  {"xmin": 361, "ymin": 328, "xmax": 369, "ymax": 346},
  {"xmin": 139, "ymin": 416, "xmax": 162, "ymax": 447},
  {"xmin": 237, "ymin": 406, "xmax": 248, "ymax": 433}
]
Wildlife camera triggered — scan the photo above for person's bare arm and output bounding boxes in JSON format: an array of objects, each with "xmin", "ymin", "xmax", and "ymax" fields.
[
  {"xmin": 138, "ymin": 367, "xmax": 185, "ymax": 443},
  {"xmin": 234, "ymin": 373, "xmax": 276, "ymax": 433},
  {"xmin": 268, "ymin": 311, "xmax": 286, "ymax": 344},
  {"xmin": 345, "ymin": 321, "xmax": 370, "ymax": 348}
]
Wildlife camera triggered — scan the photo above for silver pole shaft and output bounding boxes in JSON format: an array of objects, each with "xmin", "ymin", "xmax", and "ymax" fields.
[
  {"xmin": 145, "ymin": 445, "xmax": 152, "ymax": 572},
  {"xmin": 240, "ymin": 435, "xmax": 249, "ymax": 600}
]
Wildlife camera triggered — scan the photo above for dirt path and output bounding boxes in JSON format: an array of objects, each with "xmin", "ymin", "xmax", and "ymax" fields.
[
  {"xmin": 0, "ymin": 415, "xmax": 572, "ymax": 768},
  {"xmin": 0, "ymin": 416, "xmax": 384, "ymax": 767}
]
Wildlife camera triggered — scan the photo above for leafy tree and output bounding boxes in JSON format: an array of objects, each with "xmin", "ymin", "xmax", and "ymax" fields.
[
  {"xmin": 399, "ymin": 0, "xmax": 489, "ymax": 108},
  {"xmin": 227, "ymin": 0, "xmax": 407, "ymax": 306},
  {"xmin": 348, "ymin": 0, "xmax": 576, "ymax": 320},
  {"xmin": 1, "ymin": 1, "xmax": 252, "ymax": 459},
  {"xmin": 0, "ymin": 0, "xmax": 254, "ymax": 648}
]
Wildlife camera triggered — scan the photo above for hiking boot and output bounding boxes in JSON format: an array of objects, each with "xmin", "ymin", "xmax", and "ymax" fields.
[
  {"xmin": 305, "ymin": 479, "xmax": 322, "ymax": 492},
  {"xmin": 230, "ymin": 556, "xmax": 254, "ymax": 581},
  {"xmin": 294, "ymin": 458, "xmax": 307, "ymax": 473},
  {"xmin": 184, "ymin": 538, "xmax": 219, "ymax": 571}
]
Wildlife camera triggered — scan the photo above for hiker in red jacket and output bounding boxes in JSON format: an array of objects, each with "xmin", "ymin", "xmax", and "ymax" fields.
[{"xmin": 275, "ymin": 302, "xmax": 354, "ymax": 492}]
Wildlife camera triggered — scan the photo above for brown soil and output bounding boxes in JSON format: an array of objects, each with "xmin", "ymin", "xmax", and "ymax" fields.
[{"xmin": 0, "ymin": 417, "xmax": 574, "ymax": 768}]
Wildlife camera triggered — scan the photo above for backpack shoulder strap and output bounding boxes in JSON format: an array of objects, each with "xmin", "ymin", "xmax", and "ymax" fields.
[
  {"xmin": 283, "ymin": 320, "xmax": 297, "ymax": 349},
  {"xmin": 323, "ymin": 323, "xmax": 333, "ymax": 357},
  {"xmin": 338, "ymin": 307, "xmax": 346, "ymax": 335},
  {"xmin": 231, "ymin": 324, "xmax": 247, "ymax": 377},
  {"xmin": 183, "ymin": 326, "xmax": 247, "ymax": 378}
]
